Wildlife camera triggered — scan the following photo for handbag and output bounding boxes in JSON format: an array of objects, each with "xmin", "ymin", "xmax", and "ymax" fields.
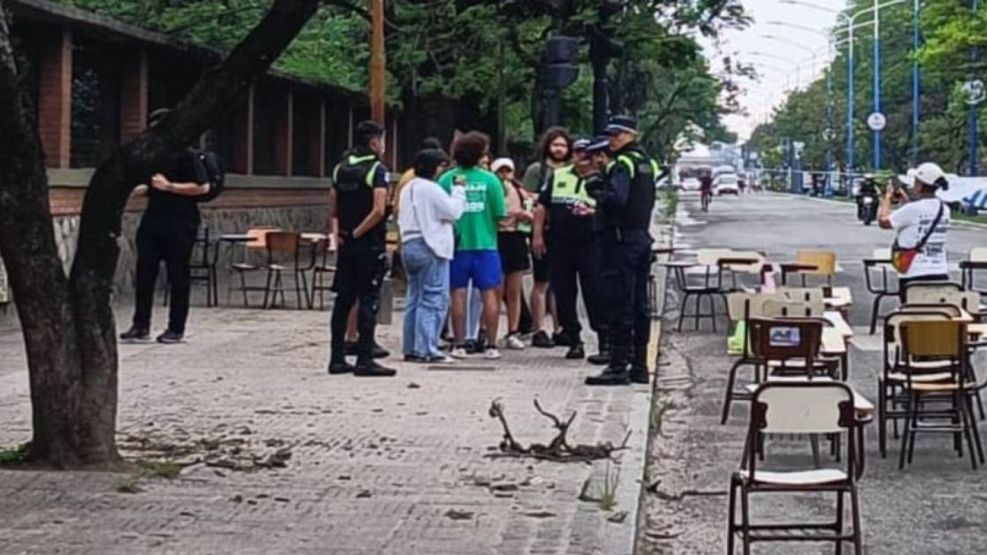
[{"xmin": 891, "ymin": 201, "xmax": 944, "ymax": 274}]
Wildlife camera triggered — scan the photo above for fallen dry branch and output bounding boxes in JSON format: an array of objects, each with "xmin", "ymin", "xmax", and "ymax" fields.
[{"xmin": 488, "ymin": 399, "xmax": 631, "ymax": 463}]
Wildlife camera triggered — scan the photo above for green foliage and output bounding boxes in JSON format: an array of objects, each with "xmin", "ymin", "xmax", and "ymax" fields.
[
  {"xmin": 58, "ymin": 0, "xmax": 749, "ymax": 152},
  {"xmin": 0, "ymin": 444, "xmax": 27, "ymax": 465},
  {"xmin": 753, "ymin": 0, "xmax": 987, "ymax": 175}
]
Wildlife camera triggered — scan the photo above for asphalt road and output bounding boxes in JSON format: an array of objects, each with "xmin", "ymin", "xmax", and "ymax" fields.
[{"xmin": 638, "ymin": 192, "xmax": 987, "ymax": 554}]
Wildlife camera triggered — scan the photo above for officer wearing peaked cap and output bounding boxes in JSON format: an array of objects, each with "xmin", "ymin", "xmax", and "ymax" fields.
[{"xmin": 585, "ymin": 116, "xmax": 659, "ymax": 386}]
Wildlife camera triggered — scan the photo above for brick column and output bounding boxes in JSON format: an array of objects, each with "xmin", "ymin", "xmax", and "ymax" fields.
[
  {"xmin": 38, "ymin": 29, "xmax": 72, "ymax": 168},
  {"xmin": 231, "ymin": 85, "xmax": 254, "ymax": 174},
  {"xmin": 272, "ymin": 87, "xmax": 292, "ymax": 176},
  {"xmin": 119, "ymin": 50, "xmax": 148, "ymax": 142}
]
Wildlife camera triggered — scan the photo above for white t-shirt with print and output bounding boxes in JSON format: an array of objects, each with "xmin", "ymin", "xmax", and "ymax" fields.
[{"xmin": 889, "ymin": 197, "xmax": 950, "ymax": 279}]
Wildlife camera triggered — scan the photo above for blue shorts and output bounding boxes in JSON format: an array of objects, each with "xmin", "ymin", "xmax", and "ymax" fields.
[{"xmin": 450, "ymin": 250, "xmax": 503, "ymax": 291}]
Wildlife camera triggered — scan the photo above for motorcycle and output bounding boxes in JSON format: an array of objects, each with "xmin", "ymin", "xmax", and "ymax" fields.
[{"xmin": 857, "ymin": 193, "xmax": 878, "ymax": 225}]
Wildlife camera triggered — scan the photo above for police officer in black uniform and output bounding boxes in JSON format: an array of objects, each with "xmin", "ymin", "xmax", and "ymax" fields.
[
  {"xmin": 532, "ymin": 138, "xmax": 607, "ymax": 360},
  {"xmin": 585, "ymin": 116, "xmax": 658, "ymax": 386},
  {"xmin": 328, "ymin": 121, "xmax": 396, "ymax": 377}
]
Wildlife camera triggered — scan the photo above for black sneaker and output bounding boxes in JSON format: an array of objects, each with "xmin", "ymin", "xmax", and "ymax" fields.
[
  {"xmin": 155, "ymin": 330, "xmax": 183, "ymax": 344},
  {"xmin": 552, "ymin": 331, "xmax": 571, "ymax": 347},
  {"xmin": 372, "ymin": 342, "xmax": 390, "ymax": 359},
  {"xmin": 585, "ymin": 368, "xmax": 631, "ymax": 386},
  {"xmin": 345, "ymin": 341, "xmax": 390, "ymax": 359},
  {"xmin": 565, "ymin": 344, "xmax": 585, "ymax": 360},
  {"xmin": 328, "ymin": 360, "xmax": 356, "ymax": 375},
  {"xmin": 119, "ymin": 326, "xmax": 149, "ymax": 341},
  {"xmin": 531, "ymin": 331, "xmax": 554, "ymax": 349},
  {"xmin": 629, "ymin": 367, "xmax": 650, "ymax": 384},
  {"xmin": 587, "ymin": 351, "xmax": 611, "ymax": 365},
  {"xmin": 404, "ymin": 354, "xmax": 424, "ymax": 363},
  {"xmin": 354, "ymin": 361, "xmax": 397, "ymax": 377}
]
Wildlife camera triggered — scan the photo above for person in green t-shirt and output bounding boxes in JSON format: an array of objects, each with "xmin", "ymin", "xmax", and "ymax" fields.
[{"xmin": 437, "ymin": 132, "xmax": 507, "ymax": 359}]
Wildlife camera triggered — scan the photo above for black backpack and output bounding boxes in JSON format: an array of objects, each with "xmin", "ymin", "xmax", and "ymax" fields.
[{"xmin": 195, "ymin": 151, "xmax": 225, "ymax": 203}]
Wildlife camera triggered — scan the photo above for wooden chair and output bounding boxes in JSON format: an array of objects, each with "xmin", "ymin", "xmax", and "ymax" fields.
[
  {"xmin": 863, "ymin": 248, "xmax": 897, "ymax": 334},
  {"xmin": 787, "ymin": 250, "xmax": 837, "ymax": 286},
  {"xmin": 228, "ymin": 227, "xmax": 280, "ymax": 307},
  {"xmin": 262, "ymin": 232, "xmax": 311, "ymax": 309},
  {"xmin": 960, "ymin": 247, "xmax": 987, "ymax": 298},
  {"xmin": 310, "ymin": 238, "xmax": 337, "ymax": 310},
  {"xmin": 728, "ymin": 381, "xmax": 863, "ymax": 554},
  {"xmin": 897, "ymin": 320, "xmax": 984, "ymax": 469}
]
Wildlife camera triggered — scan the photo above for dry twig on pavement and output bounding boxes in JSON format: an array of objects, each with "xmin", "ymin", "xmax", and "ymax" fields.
[{"xmin": 488, "ymin": 399, "xmax": 631, "ymax": 463}]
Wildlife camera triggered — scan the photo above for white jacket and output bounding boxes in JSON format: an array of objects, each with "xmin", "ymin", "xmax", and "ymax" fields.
[{"xmin": 398, "ymin": 177, "xmax": 466, "ymax": 260}]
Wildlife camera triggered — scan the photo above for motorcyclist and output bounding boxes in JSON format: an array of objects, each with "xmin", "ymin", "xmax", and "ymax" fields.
[{"xmin": 856, "ymin": 173, "xmax": 880, "ymax": 222}]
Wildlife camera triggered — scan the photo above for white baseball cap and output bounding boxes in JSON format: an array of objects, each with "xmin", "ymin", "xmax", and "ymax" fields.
[
  {"xmin": 491, "ymin": 158, "xmax": 515, "ymax": 173},
  {"xmin": 913, "ymin": 162, "xmax": 946, "ymax": 187}
]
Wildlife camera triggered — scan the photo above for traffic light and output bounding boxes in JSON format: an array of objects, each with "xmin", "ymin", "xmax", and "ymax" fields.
[{"xmin": 544, "ymin": 35, "xmax": 580, "ymax": 90}]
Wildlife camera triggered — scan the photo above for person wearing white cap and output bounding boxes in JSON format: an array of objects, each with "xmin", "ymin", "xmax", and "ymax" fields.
[
  {"xmin": 878, "ymin": 162, "xmax": 951, "ymax": 297},
  {"xmin": 492, "ymin": 157, "xmax": 533, "ymax": 350}
]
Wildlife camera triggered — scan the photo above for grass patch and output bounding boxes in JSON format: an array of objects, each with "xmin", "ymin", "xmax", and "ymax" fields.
[
  {"xmin": 136, "ymin": 459, "xmax": 182, "ymax": 479},
  {"xmin": 115, "ymin": 475, "xmax": 144, "ymax": 494},
  {"xmin": 0, "ymin": 445, "xmax": 28, "ymax": 465},
  {"xmin": 578, "ymin": 461, "xmax": 622, "ymax": 513}
]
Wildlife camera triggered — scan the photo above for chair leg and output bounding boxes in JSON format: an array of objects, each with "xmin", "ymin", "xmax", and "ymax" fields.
[
  {"xmin": 963, "ymin": 395, "xmax": 983, "ymax": 468},
  {"xmin": 678, "ymin": 293, "xmax": 691, "ymax": 332},
  {"xmin": 721, "ymin": 360, "xmax": 745, "ymax": 424},
  {"xmin": 693, "ymin": 293, "xmax": 702, "ymax": 331},
  {"xmin": 740, "ymin": 486, "xmax": 752, "ymax": 555},
  {"xmin": 849, "ymin": 484, "xmax": 863, "ymax": 555},
  {"xmin": 294, "ymin": 272, "xmax": 304, "ymax": 309},
  {"xmin": 968, "ymin": 395, "xmax": 986, "ymax": 464},
  {"xmin": 835, "ymin": 489, "xmax": 845, "ymax": 555},
  {"xmin": 262, "ymin": 270, "xmax": 273, "ymax": 309},
  {"xmin": 877, "ymin": 380, "xmax": 887, "ymax": 458},
  {"xmin": 899, "ymin": 392, "xmax": 915, "ymax": 470},
  {"xmin": 907, "ymin": 394, "xmax": 919, "ymax": 466},
  {"xmin": 975, "ymin": 390, "xmax": 986, "ymax": 421},
  {"xmin": 869, "ymin": 294, "xmax": 882, "ymax": 335},
  {"xmin": 240, "ymin": 271, "xmax": 251, "ymax": 307},
  {"xmin": 726, "ymin": 477, "xmax": 737, "ymax": 555}
]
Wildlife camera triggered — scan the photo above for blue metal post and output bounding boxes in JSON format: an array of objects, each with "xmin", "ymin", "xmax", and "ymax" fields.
[
  {"xmin": 872, "ymin": 0, "xmax": 882, "ymax": 171},
  {"xmin": 912, "ymin": 0, "xmax": 920, "ymax": 165},
  {"xmin": 971, "ymin": 0, "xmax": 981, "ymax": 176}
]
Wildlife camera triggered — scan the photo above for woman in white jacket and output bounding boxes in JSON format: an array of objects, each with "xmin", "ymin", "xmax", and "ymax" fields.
[{"xmin": 398, "ymin": 149, "xmax": 466, "ymax": 362}]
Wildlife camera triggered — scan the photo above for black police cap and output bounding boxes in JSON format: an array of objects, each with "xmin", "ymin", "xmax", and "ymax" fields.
[{"xmin": 604, "ymin": 115, "xmax": 638, "ymax": 135}]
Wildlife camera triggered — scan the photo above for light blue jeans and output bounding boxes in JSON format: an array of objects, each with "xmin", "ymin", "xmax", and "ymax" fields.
[{"xmin": 402, "ymin": 238, "xmax": 450, "ymax": 358}]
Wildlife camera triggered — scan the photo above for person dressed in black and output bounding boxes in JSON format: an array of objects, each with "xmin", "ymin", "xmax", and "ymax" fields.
[
  {"xmin": 585, "ymin": 116, "xmax": 658, "ymax": 386},
  {"xmin": 120, "ymin": 108, "xmax": 211, "ymax": 344},
  {"xmin": 327, "ymin": 121, "xmax": 396, "ymax": 377},
  {"xmin": 532, "ymin": 138, "xmax": 607, "ymax": 361}
]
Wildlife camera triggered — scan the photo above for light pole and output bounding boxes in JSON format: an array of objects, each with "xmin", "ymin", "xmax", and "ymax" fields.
[
  {"xmin": 970, "ymin": 0, "xmax": 981, "ymax": 175},
  {"xmin": 912, "ymin": 0, "xmax": 921, "ymax": 165}
]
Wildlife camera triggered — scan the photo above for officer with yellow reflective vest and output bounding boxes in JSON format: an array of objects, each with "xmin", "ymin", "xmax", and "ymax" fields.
[
  {"xmin": 585, "ymin": 116, "xmax": 658, "ymax": 386},
  {"xmin": 532, "ymin": 138, "xmax": 607, "ymax": 361},
  {"xmin": 327, "ymin": 121, "xmax": 397, "ymax": 378}
]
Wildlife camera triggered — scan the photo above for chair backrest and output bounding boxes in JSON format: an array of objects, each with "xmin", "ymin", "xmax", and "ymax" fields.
[
  {"xmin": 749, "ymin": 318, "xmax": 823, "ymax": 364},
  {"xmin": 761, "ymin": 299, "xmax": 824, "ymax": 318},
  {"xmin": 795, "ymin": 250, "xmax": 837, "ymax": 276},
  {"xmin": 903, "ymin": 281, "xmax": 964, "ymax": 305},
  {"xmin": 778, "ymin": 286, "xmax": 825, "ymax": 305},
  {"xmin": 970, "ymin": 247, "xmax": 987, "ymax": 263},
  {"xmin": 245, "ymin": 227, "xmax": 281, "ymax": 249},
  {"xmin": 265, "ymin": 231, "xmax": 301, "ymax": 263},
  {"xmin": 900, "ymin": 320, "xmax": 966, "ymax": 369},
  {"xmin": 746, "ymin": 382, "xmax": 855, "ymax": 479},
  {"xmin": 883, "ymin": 311, "xmax": 954, "ymax": 372}
]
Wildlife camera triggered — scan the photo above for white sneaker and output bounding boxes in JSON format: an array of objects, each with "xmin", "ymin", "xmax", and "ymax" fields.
[
  {"xmin": 484, "ymin": 347, "xmax": 502, "ymax": 360},
  {"xmin": 450, "ymin": 347, "xmax": 470, "ymax": 359},
  {"xmin": 504, "ymin": 334, "xmax": 526, "ymax": 350}
]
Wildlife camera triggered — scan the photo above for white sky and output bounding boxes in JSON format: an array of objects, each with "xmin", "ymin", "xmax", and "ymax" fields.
[{"xmin": 704, "ymin": 0, "xmax": 844, "ymax": 140}]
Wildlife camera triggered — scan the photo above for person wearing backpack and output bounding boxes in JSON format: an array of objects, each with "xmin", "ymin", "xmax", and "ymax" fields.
[
  {"xmin": 878, "ymin": 162, "xmax": 951, "ymax": 300},
  {"xmin": 119, "ymin": 108, "xmax": 219, "ymax": 344}
]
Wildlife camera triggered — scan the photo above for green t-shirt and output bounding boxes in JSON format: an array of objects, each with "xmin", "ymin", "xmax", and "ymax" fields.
[{"xmin": 438, "ymin": 166, "xmax": 506, "ymax": 251}]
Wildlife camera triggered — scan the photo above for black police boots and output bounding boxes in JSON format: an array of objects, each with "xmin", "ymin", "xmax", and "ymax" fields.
[
  {"xmin": 585, "ymin": 344, "xmax": 630, "ymax": 386},
  {"xmin": 586, "ymin": 333, "xmax": 610, "ymax": 366},
  {"xmin": 354, "ymin": 359, "xmax": 397, "ymax": 377},
  {"xmin": 328, "ymin": 356, "xmax": 356, "ymax": 375},
  {"xmin": 628, "ymin": 343, "xmax": 650, "ymax": 384},
  {"xmin": 565, "ymin": 342, "xmax": 585, "ymax": 360}
]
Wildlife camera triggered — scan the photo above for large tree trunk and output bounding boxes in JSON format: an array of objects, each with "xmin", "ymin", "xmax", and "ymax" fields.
[{"xmin": 0, "ymin": 0, "xmax": 321, "ymax": 468}]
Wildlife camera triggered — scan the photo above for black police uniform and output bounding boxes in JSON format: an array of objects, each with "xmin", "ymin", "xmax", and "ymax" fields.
[
  {"xmin": 329, "ymin": 148, "xmax": 390, "ymax": 368},
  {"xmin": 587, "ymin": 135, "xmax": 657, "ymax": 385},
  {"xmin": 131, "ymin": 149, "xmax": 207, "ymax": 337},
  {"xmin": 539, "ymin": 164, "xmax": 606, "ymax": 357}
]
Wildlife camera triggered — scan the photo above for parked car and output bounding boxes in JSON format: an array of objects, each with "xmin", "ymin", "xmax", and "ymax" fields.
[
  {"xmin": 681, "ymin": 177, "xmax": 701, "ymax": 191},
  {"xmin": 714, "ymin": 174, "xmax": 740, "ymax": 195}
]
